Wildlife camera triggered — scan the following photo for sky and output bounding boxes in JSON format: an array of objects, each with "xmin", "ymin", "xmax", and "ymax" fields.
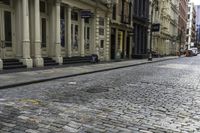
[{"xmin": 191, "ymin": 0, "xmax": 200, "ymax": 5}]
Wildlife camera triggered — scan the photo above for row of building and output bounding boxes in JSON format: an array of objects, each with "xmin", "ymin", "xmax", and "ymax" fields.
[
  {"xmin": 195, "ymin": 4, "xmax": 200, "ymax": 47},
  {"xmin": 0, "ymin": 0, "xmax": 194, "ymax": 70}
]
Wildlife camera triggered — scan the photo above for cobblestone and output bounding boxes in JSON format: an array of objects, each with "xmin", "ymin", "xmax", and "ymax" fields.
[{"xmin": 0, "ymin": 56, "xmax": 200, "ymax": 132}]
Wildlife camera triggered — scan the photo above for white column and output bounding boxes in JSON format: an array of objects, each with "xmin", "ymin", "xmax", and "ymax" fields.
[
  {"xmin": 53, "ymin": 1, "xmax": 63, "ymax": 64},
  {"xmin": 80, "ymin": 18, "xmax": 85, "ymax": 57},
  {"xmin": 67, "ymin": 6, "xmax": 72, "ymax": 57},
  {"xmin": 21, "ymin": 0, "xmax": 33, "ymax": 68},
  {"xmin": 33, "ymin": 0, "xmax": 43, "ymax": 67},
  {"xmin": 0, "ymin": 9, "xmax": 2, "ymax": 70}
]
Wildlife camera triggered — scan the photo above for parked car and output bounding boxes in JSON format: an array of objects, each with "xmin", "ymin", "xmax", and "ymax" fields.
[{"xmin": 189, "ymin": 47, "xmax": 198, "ymax": 56}]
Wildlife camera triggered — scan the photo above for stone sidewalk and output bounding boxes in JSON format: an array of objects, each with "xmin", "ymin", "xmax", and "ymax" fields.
[{"xmin": 0, "ymin": 56, "xmax": 178, "ymax": 89}]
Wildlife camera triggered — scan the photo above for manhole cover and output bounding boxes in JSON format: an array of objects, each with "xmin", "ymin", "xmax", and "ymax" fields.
[{"xmin": 86, "ymin": 86, "xmax": 110, "ymax": 93}]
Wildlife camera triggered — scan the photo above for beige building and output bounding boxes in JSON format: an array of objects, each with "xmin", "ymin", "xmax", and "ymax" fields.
[
  {"xmin": 151, "ymin": 0, "xmax": 179, "ymax": 56},
  {"xmin": 0, "ymin": 0, "xmax": 111, "ymax": 70},
  {"xmin": 186, "ymin": 1, "xmax": 196, "ymax": 49}
]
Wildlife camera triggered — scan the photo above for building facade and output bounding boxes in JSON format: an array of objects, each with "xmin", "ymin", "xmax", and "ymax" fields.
[
  {"xmin": 151, "ymin": 0, "xmax": 179, "ymax": 56},
  {"xmin": 132, "ymin": 0, "xmax": 149, "ymax": 58},
  {"xmin": 195, "ymin": 5, "xmax": 200, "ymax": 46},
  {"xmin": 0, "ymin": 0, "xmax": 111, "ymax": 70},
  {"xmin": 178, "ymin": 0, "xmax": 188, "ymax": 51},
  {"xmin": 186, "ymin": 1, "xmax": 196, "ymax": 49},
  {"xmin": 110, "ymin": 0, "xmax": 133, "ymax": 60},
  {"xmin": 169, "ymin": 0, "xmax": 179, "ymax": 55}
]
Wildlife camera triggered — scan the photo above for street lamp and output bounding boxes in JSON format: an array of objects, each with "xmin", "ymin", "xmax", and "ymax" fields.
[
  {"xmin": 148, "ymin": 0, "xmax": 159, "ymax": 61},
  {"xmin": 179, "ymin": 27, "xmax": 184, "ymax": 56}
]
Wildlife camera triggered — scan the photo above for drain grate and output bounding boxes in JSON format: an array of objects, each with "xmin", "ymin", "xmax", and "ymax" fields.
[{"xmin": 86, "ymin": 86, "xmax": 110, "ymax": 93}]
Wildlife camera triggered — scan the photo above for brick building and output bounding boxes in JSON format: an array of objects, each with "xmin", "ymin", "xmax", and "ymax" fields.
[
  {"xmin": 178, "ymin": 0, "xmax": 188, "ymax": 51},
  {"xmin": 186, "ymin": 1, "xmax": 196, "ymax": 49}
]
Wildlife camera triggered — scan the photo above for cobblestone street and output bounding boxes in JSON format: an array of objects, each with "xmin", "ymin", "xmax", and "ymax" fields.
[{"xmin": 1, "ymin": 56, "xmax": 200, "ymax": 133}]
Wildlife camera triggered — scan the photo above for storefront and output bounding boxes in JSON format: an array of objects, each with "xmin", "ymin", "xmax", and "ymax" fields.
[
  {"xmin": 0, "ymin": 0, "xmax": 111, "ymax": 70},
  {"xmin": 0, "ymin": 0, "xmax": 15, "ymax": 61},
  {"xmin": 110, "ymin": 26, "xmax": 132, "ymax": 60}
]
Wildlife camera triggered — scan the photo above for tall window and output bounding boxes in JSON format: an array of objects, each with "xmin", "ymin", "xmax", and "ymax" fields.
[
  {"xmin": 40, "ymin": 1, "xmax": 46, "ymax": 13},
  {"xmin": 71, "ymin": 12, "xmax": 78, "ymax": 21},
  {"xmin": 84, "ymin": 18, "xmax": 91, "ymax": 51},
  {"xmin": 99, "ymin": 17, "xmax": 105, "ymax": 49},
  {"xmin": 60, "ymin": 6, "xmax": 65, "ymax": 47},
  {"xmin": 41, "ymin": 18, "xmax": 46, "ymax": 48},
  {"xmin": 112, "ymin": 4, "xmax": 116, "ymax": 20},
  {"xmin": 121, "ymin": 1, "xmax": 131, "ymax": 24},
  {"xmin": 99, "ymin": 17, "xmax": 105, "ymax": 36}
]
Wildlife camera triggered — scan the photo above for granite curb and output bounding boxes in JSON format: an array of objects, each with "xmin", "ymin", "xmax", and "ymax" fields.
[{"xmin": 0, "ymin": 57, "xmax": 178, "ymax": 89}]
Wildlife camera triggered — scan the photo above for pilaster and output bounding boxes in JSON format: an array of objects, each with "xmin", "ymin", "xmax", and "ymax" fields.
[
  {"xmin": 21, "ymin": 0, "xmax": 33, "ymax": 68},
  {"xmin": 105, "ymin": 17, "xmax": 110, "ymax": 61},
  {"xmin": 67, "ymin": 6, "xmax": 72, "ymax": 57},
  {"xmin": 80, "ymin": 18, "xmax": 85, "ymax": 57},
  {"xmin": 53, "ymin": 1, "xmax": 63, "ymax": 64},
  {"xmin": 33, "ymin": 0, "xmax": 43, "ymax": 67},
  {"xmin": 95, "ymin": 13, "xmax": 100, "ymax": 57}
]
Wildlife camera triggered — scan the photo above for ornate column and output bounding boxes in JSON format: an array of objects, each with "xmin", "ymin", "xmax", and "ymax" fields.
[
  {"xmin": 67, "ymin": 6, "xmax": 72, "ymax": 57},
  {"xmin": 80, "ymin": 18, "xmax": 85, "ymax": 57},
  {"xmin": 0, "ymin": 11, "xmax": 2, "ymax": 70},
  {"xmin": 33, "ymin": 0, "xmax": 43, "ymax": 67},
  {"xmin": 21, "ymin": 0, "xmax": 33, "ymax": 68},
  {"xmin": 105, "ymin": 16, "xmax": 110, "ymax": 61},
  {"xmin": 53, "ymin": 0, "xmax": 63, "ymax": 64},
  {"xmin": 95, "ymin": 13, "xmax": 100, "ymax": 58}
]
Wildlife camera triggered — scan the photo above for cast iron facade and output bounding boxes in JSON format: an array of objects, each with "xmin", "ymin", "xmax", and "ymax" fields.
[{"xmin": 132, "ymin": 0, "xmax": 149, "ymax": 58}]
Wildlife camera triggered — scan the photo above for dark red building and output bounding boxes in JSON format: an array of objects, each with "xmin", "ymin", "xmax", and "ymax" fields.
[{"xmin": 178, "ymin": 0, "xmax": 188, "ymax": 49}]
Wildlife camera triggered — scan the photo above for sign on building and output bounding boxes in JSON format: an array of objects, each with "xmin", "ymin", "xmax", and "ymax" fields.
[
  {"xmin": 152, "ymin": 23, "xmax": 160, "ymax": 32},
  {"xmin": 81, "ymin": 10, "xmax": 93, "ymax": 18}
]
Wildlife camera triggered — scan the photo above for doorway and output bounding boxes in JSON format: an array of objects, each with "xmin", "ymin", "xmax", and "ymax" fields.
[
  {"xmin": 40, "ymin": 0, "xmax": 49, "ymax": 57},
  {"xmin": 84, "ymin": 18, "xmax": 91, "ymax": 55},
  {"xmin": 0, "ymin": 2, "xmax": 14, "ymax": 59},
  {"xmin": 126, "ymin": 36, "xmax": 130, "ymax": 58},
  {"xmin": 110, "ymin": 28, "xmax": 116, "ymax": 60}
]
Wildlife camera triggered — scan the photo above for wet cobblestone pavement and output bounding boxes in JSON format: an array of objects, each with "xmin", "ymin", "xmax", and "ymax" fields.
[{"xmin": 1, "ymin": 56, "xmax": 200, "ymax": 133}]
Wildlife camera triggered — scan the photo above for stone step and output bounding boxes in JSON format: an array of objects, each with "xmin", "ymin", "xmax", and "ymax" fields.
[{"xmin": 3, "ymin": 64, "xmax": 27, "ymax": 70}]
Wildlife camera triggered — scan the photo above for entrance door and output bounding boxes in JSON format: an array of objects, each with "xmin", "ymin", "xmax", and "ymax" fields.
[
  {"xmin": 111, "ymin": 28, "xmax": 116, "ymax": 59},
  {"xmin": 71, "ymin": 11, "xmax": 79, "ymax": 56},
  {"xmin": 40, "ymin": 0, "xmax": 48, "ymax": 57},
  {"xmin": 126, "ymin": 36, "xmax": 130, "ymax": 58},
  {"xmin": 41, "ymin": 17, "xmax": 48, "ymax": 57},
  {"xmin": 84, "ymin": 19, "xmax": 91, "ymax": 55},
  {"xmin": 71, "ymin": 23, "xmax": 79, "ymax": 56},
  {"xmin": 0, "ymin": 8, "xmax": 14, "ymax": 59}
]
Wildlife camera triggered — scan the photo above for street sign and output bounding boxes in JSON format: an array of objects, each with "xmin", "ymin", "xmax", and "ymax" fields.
[
  {"xmin": 81, "ymin": 10, "xmax": 92, "ymax": 18},
  {"xmin": 152, "ymin": 23, "xmax": 160, "ymax": 32}
]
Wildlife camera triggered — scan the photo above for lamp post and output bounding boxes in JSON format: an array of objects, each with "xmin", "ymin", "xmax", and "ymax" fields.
[
  {"xmin": 179, "ymin": 27, "xmax": 184, "ymax": 56},
  {"xmin": 196, "ymin": 30, "xmax": 198, "ymax": 47},
  {"xmin": 148, "ymin": 0, "xmax": 159, "ymax": 61}
]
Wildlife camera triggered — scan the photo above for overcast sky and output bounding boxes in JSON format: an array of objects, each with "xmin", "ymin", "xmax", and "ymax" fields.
[{"xmin": 191, "ymin": 0, "xmax": 200, "ymax": 5}]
